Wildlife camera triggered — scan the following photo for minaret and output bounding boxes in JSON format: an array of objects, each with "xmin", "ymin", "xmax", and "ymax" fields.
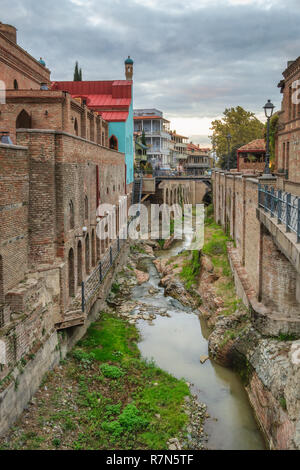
[{"xmin": 125, "ymin": 56, "xmax": 134, "ymax": 80}]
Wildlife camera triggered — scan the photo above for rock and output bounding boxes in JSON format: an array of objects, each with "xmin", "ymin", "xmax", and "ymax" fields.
[
  {"xmin": 201, "ymin": 255, "xmax": 214, "ymax": 273},
  {"xmin": 144, "ymin": 245, "xmax": 155, "ymax": 257},
  {"xmin": 168, "ymin": 444, "xmax": 177, "ymax": 451},
  {"xmin": 155, "ymin": 414, "xmax": 161, "ymax": 419},
  {"xmin": 134, "ymin": 269, "xmax": 150, "ymax": 285},
  {"xmin": 163, "ymin": 236, "xmax": 175, "ymax": 250},
  {"xmin": 200, "ymin": 355, "xmax": 209, "ymax": 364}
]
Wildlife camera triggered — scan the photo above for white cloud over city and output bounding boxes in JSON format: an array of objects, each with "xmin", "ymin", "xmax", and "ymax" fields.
[{"xmin": 2, "ymin": 0, "xmax": 300, "ymax": 145}]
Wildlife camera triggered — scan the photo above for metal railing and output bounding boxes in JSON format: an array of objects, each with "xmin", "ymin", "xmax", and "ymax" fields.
[
  {"xmin": 81, "ymin": 236, "xmax": 126, "ymax": 313},
  {"xmin": 258, "ymin": 184, "xmax": 300, "ymax": 243},
  {"xmin": 82, "ymin": 183, "xmax": 144, "ymax": 313}
]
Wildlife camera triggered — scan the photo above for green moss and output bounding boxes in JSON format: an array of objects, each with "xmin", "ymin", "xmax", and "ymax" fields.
[
  {"xmin": 279, "ymin": 396, "xmax": 287, "ymax": 410},
  {"xmin": 180, "ymin": 250, "xmax": 201, "ymax": 289}
]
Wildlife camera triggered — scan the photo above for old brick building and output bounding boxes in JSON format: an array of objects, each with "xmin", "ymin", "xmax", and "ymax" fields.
[
  {"xmin": 237, "ymin": 139, "xmax": 266, "ymax": 172},
  {"xmin": 0, "ymin": 22, "xmax": 128, "ymax": 426},
  {"xmin": 276, "ymin": 57, "xmax": 300, "ymax": 193}
]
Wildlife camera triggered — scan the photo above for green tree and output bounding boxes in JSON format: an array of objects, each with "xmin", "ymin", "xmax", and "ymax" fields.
[
  {"xmin": 210, "ymin": 106, "xmax": 264, "ymax": 169},
  {"xmin": 266, "ymin": 113, "xmax": 279, "ymax": 166},
  {"xmin": 74, "ymin": 61, "xmax": 82, "ymax": 81},
  {"xmin": 141, "ymin": 129, "xmax": 146, "ymax": 146}
]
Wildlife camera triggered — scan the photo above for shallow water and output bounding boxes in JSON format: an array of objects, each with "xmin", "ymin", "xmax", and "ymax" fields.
[{"xmin": 131, "ymin": 251, "xmax": 266, "ymax": 450}]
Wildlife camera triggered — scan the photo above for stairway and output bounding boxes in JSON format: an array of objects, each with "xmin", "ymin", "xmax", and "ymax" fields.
[{"xmin": 132, "ymin": 178, "xmax": 143, "ymax": 205}]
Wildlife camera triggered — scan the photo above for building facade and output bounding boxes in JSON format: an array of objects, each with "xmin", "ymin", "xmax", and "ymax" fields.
[
  {"xmin": 52, "ymin": 58, "xmax": 134, "ymax": 193},
  {"xmin": 276, "ymin": 58, "xmax": 300, "ymax": 189},
  {"xmin": 237, "ymin": 139, "xmax": 266, "ymax": 172},
  {"xmin": 184, "ymin": 143, "xmax": 211, "ymax": 175},
  {"xmin": 133, "ymin": 109, "xmax": 171, "ymax": 168},
  {"xmin": 0, "ymin": 23, "xmax": 128, "ymax": 430},
  {"xmin": 169, "ymin": 131, "xmax": 188, "ymax": 170}
]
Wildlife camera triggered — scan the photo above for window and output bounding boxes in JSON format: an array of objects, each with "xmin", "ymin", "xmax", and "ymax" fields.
[
  {"xmin": 77, "ymin": 241, "xmax": 82, "ymax": 286},
  {"xmin": 84, "ymin": 196, "xmax": 89, "ymax": 220},
  {"xmin": 68, "ymin": 249, "xmax": 75, "ymax": 298},
  {"xmin": 14, "ymin": 79, "xmax": 18, "ymax": 90},
  {"xmin": 85, "ymin": 234, "xmax": 90, "ymax": 274},
  {"xmin": 109, "ymin": 135, "xmax": 118, "ymax": 151},
  {"xmin": 69, "ymin": 200, "xmax": 74, "ymax": 229},
  {"xmin": 0, "ymin": 255, "xmax": 3, "ymax": 305},
  {"xmin": 91, "ymin": 230, "xmax": 96, "ymax": 267},
  {"xmin": 74, "ymin": 118, "xmax": 79, "ymax": 136},
  {"xmin": 16, "ymin": 109, "xmax": 31, "ymax": 129}
]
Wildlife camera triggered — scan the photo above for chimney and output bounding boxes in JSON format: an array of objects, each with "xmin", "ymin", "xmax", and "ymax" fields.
[{"xmin": 0, "ymin": 23, "xmax": 17, "ymax": 44}]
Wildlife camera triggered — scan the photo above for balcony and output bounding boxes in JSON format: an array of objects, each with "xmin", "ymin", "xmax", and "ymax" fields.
[{"xmin": 185, "ymin": 163, "xmax": 210, "ymax": 168}]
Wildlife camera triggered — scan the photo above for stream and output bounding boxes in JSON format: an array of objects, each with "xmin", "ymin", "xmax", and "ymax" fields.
[{"xmin": 131, "ymin": 236, "xmax": 266, "ymax": 450}]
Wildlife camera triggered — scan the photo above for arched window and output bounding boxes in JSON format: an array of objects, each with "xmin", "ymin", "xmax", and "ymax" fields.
[
  {"xmin": 96, "ymin": 236, "xmax": 100, "ymax": 261},
  {"xmin": 69, "ymin": 200, "xmax": 74, "ymax": 229},
  {"xmin": 16, "ymin": 109, "xmax": 31, "ymax": 129},
  {"xmin": 14, "ymin": 79, "xmax": 18, "ymax": 90},
  {"xmin": 91, "ymin": 230, "xmax": 96, "ymax": 267},
  {"xmin": 77, "ymin": 241, "xmax": 82, "ymax": 286},
  {"xmin": 109, "ymin": 135, "xmax": 118, "ymax": 151},
  {"xmin": 68, "ymin": 248, "xmax": 75, "ymax": 298},
  {"xmin": 74, "ymin": 118, "xmax": 79, "ymax": 136},
  {"xmin": 85, "ymin": 233, "xmax": 90, "ymax": 274},
  {"xmin": 84, "ymin": 195, "xmax": 89, "ymax": 220}
]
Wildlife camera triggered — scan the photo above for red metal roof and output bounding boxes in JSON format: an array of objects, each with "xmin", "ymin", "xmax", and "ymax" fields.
[
  {"xmin": 51, "ymin": 80, "xmax": 132, "ymax": 122},
  {"xmin": 100, "ymin": 111, "xmax": 129, "ymax": 122}
]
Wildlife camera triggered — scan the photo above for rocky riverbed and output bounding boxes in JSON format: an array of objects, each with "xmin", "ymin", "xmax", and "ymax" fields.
[
  {"xmin": 106, "ymin": 243, "xmax": 208, "ymax": 450},
  {"xmin": 148, "ymin": 230, "xmax": 300, "ymax": 450}
]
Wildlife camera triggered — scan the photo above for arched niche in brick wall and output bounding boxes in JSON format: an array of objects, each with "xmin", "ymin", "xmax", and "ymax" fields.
[
  {"xmin": 74, "ymin": 118, "xmax": 79, "ymax": 136},
  {"xmin": 16, "ymin": 109, "xmax": 31, "ymax": 129},
  {"xmin": 68, "ymin": 248, "xmax": 75, "ymax": 298},
  {"xmin": 77, "ymin": 241, "xmax": 82, "ymax": 286},
  {"xmin": 91, "ymin": 229, "xmax": 96, "ymax": 267},
  {"xmin": 0, "ymin": 255, "xmax": 3, "ymax": 304},
  {"xmin": 84, "ymin": 195, "xmax": 89, "ymax": 221},
  {"xmin": 69, "ymin": 200, "xmax": 75, "ymax": 230},
  {"xmin": 109, "ymin": 135, "xmax": 118, "ymax": 151},
  {"xmin": 13, "ymin": 79, "xmax": 18, "ymax": 90},
  {"xmin": 85, "ymin": 233, "xmax": 90, "ymax": 274}
]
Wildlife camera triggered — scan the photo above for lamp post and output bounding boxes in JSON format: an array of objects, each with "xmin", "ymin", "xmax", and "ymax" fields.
[
  {"xmin": 263, "ymin": 99, "xmax": 275, "ymax": 175},
  {"xmin": 226, "ymin": 133, "xmax": 232, "ymax": 171}
]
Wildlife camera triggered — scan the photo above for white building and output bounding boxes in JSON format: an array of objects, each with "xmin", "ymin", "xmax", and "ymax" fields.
[{"xmin": 134, "ymin": 109, "xmax": 171, "ymax": 168}]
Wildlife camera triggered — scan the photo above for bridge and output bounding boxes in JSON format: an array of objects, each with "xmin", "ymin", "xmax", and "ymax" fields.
[{"xmin": 136, "ymin": 175, "xmax": 212, "ymax": 205}]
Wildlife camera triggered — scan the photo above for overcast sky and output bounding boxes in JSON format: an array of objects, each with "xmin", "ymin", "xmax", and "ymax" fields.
[{"xmin": 2, "ymin": 0, "xmax": 300, "ymax": 145}]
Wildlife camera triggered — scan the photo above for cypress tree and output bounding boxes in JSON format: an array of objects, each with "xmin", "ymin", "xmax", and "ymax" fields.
[{"xmin": 74, "ymin": 62, "xmax": 82, "ymax": 81}]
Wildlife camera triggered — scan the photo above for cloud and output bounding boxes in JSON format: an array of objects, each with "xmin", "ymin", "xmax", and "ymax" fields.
[{"xmin": 1, "ymin": 0, "xmax": 298, "ymax": 139}]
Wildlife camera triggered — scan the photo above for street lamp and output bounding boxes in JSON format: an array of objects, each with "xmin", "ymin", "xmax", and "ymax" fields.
[
  {"xmin": 263, "ymin": 99, "xmax": 275, "ymax": 175},
  {"xmin": 226, "ymin": 133, "xmax": 232, "ymax": 171}
]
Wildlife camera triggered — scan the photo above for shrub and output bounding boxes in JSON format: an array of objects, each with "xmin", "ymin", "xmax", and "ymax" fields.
[{"xmin": 100, "ymin": 363, "xmax": 125, "ymax": 379}]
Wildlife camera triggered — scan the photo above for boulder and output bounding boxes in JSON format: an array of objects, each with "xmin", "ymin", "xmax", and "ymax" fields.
[{"xmin": 134, "ymin": 269, "xmax": 150, "ymax": 285}]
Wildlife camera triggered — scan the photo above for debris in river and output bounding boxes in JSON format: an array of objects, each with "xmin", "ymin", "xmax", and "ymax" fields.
[{"xmin": 200, "ymin": 355, "xmax": 209, "ymax": 364}]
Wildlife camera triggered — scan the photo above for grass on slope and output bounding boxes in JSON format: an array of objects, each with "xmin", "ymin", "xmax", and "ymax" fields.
[{"xmin": 0, "ymin": 313, "xmax": 190, "ymax": 451}]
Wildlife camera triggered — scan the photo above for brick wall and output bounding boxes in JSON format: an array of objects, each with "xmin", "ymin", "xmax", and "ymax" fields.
[
  {"xmin": 0, "ymin": 30, "xmax": 50, "ymax": 91},
  {"xmin": 261, "ymin": 225, "xmax": 299, "ymax": 316},
  {"xmin": 0, "ymin": 143, "xmax": 29, "ymax": 293},
  {"xmin": 212, "ymin": 169, "xmax": 300, "ymax": 327}
]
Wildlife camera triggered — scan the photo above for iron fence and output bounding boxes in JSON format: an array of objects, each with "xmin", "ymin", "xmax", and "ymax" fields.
[
  {"xmin": 82, "ymin": 180, "xmax": 144, "ymax": 313},
  {"xmin": 258, "ymin": 184, "xmax": 300, "ymax": 243},
  {"xmin": 82, "ymin": 236, "xmax": 126, "ymax": 313}
]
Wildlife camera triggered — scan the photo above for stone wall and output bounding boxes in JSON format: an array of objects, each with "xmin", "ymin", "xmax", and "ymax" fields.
[
  {"xmin": 212, "ymin": 169, "xmax": 300, "ymax": 336},
  {"xmin": 0, "ymin": 241, "xmax": 130, "ymax": 437}
]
